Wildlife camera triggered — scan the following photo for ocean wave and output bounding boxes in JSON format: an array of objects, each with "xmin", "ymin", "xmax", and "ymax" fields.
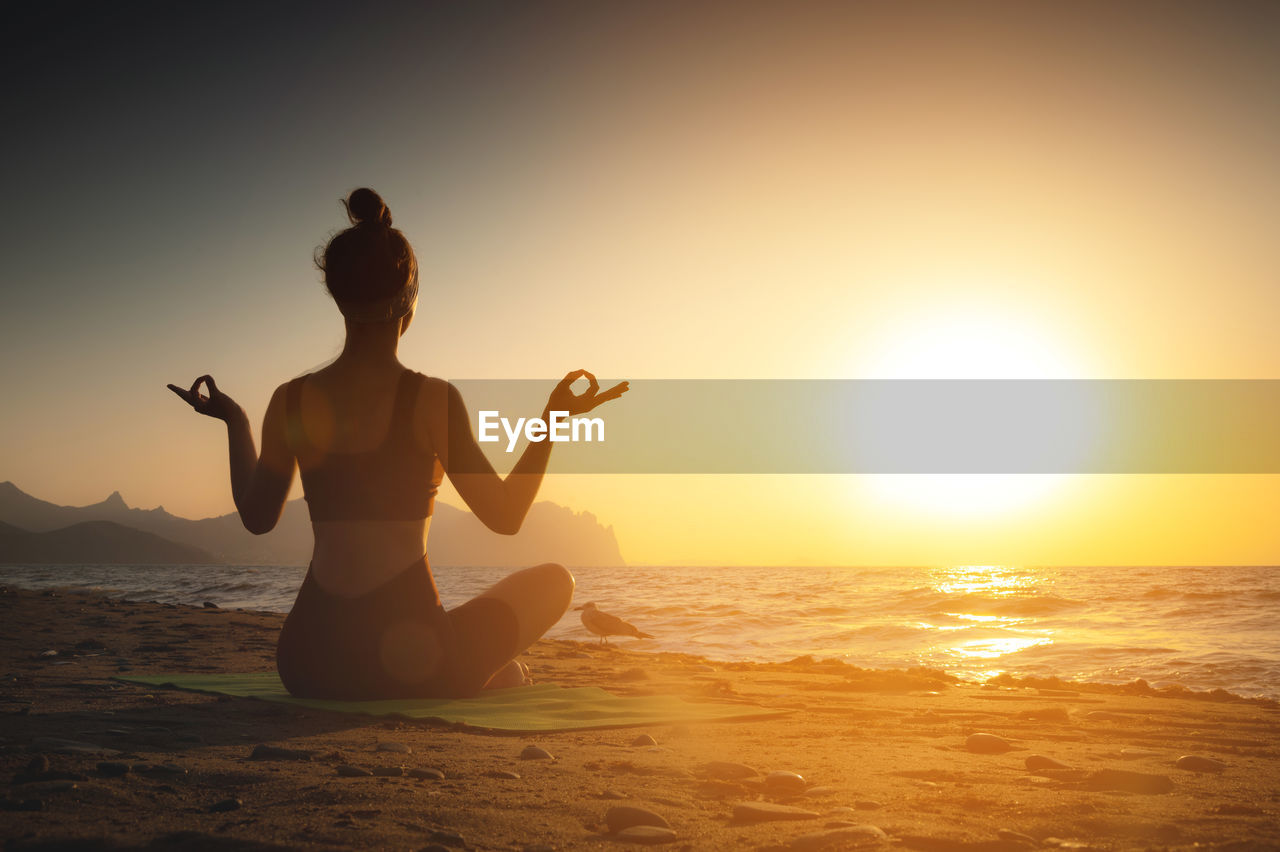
[{"xmin": 3, "ymin": 562, "xmax": 1277, "ymax": 698}]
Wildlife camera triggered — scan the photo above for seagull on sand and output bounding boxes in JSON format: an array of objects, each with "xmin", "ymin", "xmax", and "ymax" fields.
[{"xmin": 575, "ymin": 602, "xmax": 654, "ymax": 645}]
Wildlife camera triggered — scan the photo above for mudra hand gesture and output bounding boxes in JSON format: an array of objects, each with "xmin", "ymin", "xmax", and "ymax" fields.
[
  {"xmin": 545, "ymin": 370, "xmax": 628, "ymax": 417},
  {"xmin": 167, "ymin": 375, "xmax": 243, "ymax": 423}
]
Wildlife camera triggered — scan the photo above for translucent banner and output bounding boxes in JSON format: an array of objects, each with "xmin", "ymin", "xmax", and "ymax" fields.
[{"xmin": 446, "ymin": 380, "xmax": 1280, "ymax": 474}]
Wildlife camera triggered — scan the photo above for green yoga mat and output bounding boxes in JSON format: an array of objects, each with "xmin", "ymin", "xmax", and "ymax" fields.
[{"xmin": 113, "ymin": 672, "xmax": 790, "ymax": 732}]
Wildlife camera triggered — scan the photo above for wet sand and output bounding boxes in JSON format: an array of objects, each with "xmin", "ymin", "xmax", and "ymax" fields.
[{"xmin": 1, "ymin": 584, "xmax": 1277, "ymax": 851}]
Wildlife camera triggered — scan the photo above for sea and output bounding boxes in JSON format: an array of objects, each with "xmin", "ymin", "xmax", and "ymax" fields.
[{"xmin": 2, "ymin": 563, "xmax": 1277, "ymax": 700}]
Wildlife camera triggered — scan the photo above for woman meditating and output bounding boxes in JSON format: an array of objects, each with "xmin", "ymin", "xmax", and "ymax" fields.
[{"xmin": 168, "ymin": 188, "xmax": 627, "ymax": 699}]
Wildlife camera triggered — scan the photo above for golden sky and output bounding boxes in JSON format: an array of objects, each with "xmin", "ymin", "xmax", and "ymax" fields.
[{"xmin": 3, "ymin": 4, "xmax": 1278, "ymax": 565}]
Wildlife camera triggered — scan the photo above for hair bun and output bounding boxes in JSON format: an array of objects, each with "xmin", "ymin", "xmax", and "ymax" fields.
[{"xmin": 345, "ymin": 187, "xmax": 392, "ymax": 228}]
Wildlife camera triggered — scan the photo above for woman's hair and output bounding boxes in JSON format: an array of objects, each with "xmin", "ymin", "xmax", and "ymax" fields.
[{"xmin": 317, "ymin": 188, "xmax": 418, "ymax": 305}]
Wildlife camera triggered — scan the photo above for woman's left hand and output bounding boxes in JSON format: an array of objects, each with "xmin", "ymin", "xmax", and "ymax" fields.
[
  {"xmin": 167, "ymin": 375, "xmax": 244, "ymax": 423},
  {"xmin": 545, "ymin": 370, "xmax": 628, "ymax": 418}
]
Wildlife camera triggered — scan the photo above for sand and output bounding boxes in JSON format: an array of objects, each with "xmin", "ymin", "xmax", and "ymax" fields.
[{"xmin": 1, "ymin": 584, "xmax": 1278, "ymax": 851}]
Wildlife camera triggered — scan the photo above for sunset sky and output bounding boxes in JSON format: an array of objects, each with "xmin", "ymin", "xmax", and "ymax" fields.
[{"xmin": 3, "ymin": 2, "xmax": 1278, "ymax": 565}]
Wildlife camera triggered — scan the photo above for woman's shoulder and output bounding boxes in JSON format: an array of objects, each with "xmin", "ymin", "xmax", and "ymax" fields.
[{"xmin": 406, "ymin": 370, "xmax": 455, "ymax": 395}]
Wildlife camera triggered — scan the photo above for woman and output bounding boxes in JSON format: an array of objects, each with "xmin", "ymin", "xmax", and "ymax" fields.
[{"xmin": 168, "ymin": 188, "xmax": 627, "ymax": 699}]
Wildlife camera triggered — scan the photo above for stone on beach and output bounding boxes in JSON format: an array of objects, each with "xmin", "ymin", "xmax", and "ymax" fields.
[
  {"xmin": 335, "ymin": 764, "xmax": 372, "ymax": 777},
  {"xmin": 370, "ymin": 766, "xmax": 403, "ymax": 777},
  {"xmin": 1175, "ymin": 754, "xmax": 1227, "ymax": 773},
  {"xmin": 96, "ymin": 761, "xmax": 130, "ymax": 778},
  {"xmin": 249, "ymin": 744, "xmax": 314, "ymax": 761},
  {"xmin": 1084, "ymin": 710, "xmax": 1129, "ymax": 722},
  {"xmin": 1119, "ymin": 748, "xmax": 1160, "ymax": 759},
  {"xmin": 207, "ymin": 797, "xmax": 242, "ymax": 813},
  {"xmin": 1025, "ymin": 754, "xmax": 1072, "ymax": 771},
  {"xmin": 631, "ymin": 734, "xmax": 658, "ymax": 747},
  {"xmin": 765, "ymin": 770, "xmax": 807, "ymax": 791},
  {"xmin": 520, "ymin": 745, "xmax": 554, "ymax": 760},
  {"xmin": 408, "ymin": 767, "xmax": 445, "ymax": 780},
  {"xmin": 965, "ymin": 733, "xmax": 1012, "ymax": 754},
  {"xmin": 789, "ymin": 824, "xmax": 888, "ymax": 850},
  {"xmin": 615, "ymin": 825, "xmax": 678, "ymax": 844},
  {"xmin": 606, "ymin": 805, "xmax": 671, "ymax": 833},
  {"xmin": 733, "ymin": 801, "xmax": 822, "ymax": 823}
]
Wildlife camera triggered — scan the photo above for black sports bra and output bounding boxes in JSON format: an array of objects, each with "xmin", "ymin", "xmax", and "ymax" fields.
[{"xmin": 285, "ymin": 370, "xmax": 442, "ymax": 522}]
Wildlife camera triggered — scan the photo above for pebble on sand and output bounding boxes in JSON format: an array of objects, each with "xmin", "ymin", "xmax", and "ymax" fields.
[
  {"xmin": 615, "ymin": 825, "xmax": 678, "ymax": 844},
  {"xmin": 1175, "ymin": 755, "xmax": 1227, "ymax": 773},
  {"xmin": 1084, "ymin": 710, "xmax": 1129, "ymax": 722},
  {"xmin": 1025, "ymin": 754, "xmax": 1072, "ymax": 771},
  {"xmin": 631, "ymin": 734, "xmax": 658, "ymax": 747},
  {"xmin": 765, "ymin": 770, "xmax": 807, "ymax": 791},
  {"xmin": 336, "ymin": 765, "xmax": 372, "ymax": 777},
  {"xmin": 789, "ymin": 824, "xmax": 888, "ymax": 850},
  {"xmin": 606, "ymin": 805, "xmax": 671, "ymax": 833},
  {"xmin": 732, "ymin": 801, "xmax": 822, "ymax": 823},
  {"xmin": 520, "ymin": 745, "xmax": 554, "ymax": 760},
  {"xmin": 487, "ymin": 770, "xmax": 522, "ymax": 780},
  {"xmin": 371, "ymin": 766, "xmax": 404, "ymax": 777},
  {"xmin": 249, "ymin": 744, "xmax": 314, "ymax": 761},
  {"xmin": 965, "ymin": 733, "xmax": 1012, "ymax": 754},
  {"xmin": 376, "ymin": 741, "xmax": 411, "ymax": 754},
  {"xmin": 96, "ymin": 761, "xmax": 130, "ymax": 778},
  {"xmin": 207, "ymin": 797, "xmax": 242, "ymax": 813},
  {"xmin": 408, "ymin": 768, "xmax": 445, "ymax": 780}
]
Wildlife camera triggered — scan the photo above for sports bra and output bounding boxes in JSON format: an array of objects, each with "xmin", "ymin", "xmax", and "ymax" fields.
[{"xmin": 285, "ymin": 369, "xmax": 442, "ymax": 522}]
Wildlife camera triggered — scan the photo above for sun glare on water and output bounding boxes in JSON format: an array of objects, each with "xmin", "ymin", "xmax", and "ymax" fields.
[{"xmin": 927, "ymin": 565, "xmax": 1055, "ymax": 680}]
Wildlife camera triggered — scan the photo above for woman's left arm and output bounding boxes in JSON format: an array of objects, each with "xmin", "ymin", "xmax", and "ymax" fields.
[{"xmin": 168, "ymin": 376, "xmax": 296, "ymax": 535}]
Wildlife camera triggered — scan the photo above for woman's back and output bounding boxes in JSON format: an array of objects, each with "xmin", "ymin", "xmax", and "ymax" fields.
[{"xmin": 288, "ymin": 365, "xmax": 444, "ymax": 596}]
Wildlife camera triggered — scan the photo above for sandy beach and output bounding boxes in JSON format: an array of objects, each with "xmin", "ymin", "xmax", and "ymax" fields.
[{"xmin": 1, "ymin": 584, "xmax": 1277, "ymax": 851}]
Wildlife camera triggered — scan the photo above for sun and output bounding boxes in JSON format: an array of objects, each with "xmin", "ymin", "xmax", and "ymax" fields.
[{"xmin": 854, "ymin": 303, "xmax": 1095, "ymax": 518}]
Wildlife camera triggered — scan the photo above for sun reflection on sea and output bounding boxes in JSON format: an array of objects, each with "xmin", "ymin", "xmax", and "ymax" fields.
[{"xmin": 923, "ymin": 565, "xmax": 1056, "ymax": 681}]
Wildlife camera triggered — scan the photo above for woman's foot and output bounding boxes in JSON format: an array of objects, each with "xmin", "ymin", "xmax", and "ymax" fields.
[{"xmin": 482, "ymin": 659, "xmax": 532, "ymax": 690}]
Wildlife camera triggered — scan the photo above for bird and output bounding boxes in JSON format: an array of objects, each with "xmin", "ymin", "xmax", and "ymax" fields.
[{"xmin": 575, "ymin": 602, "xmax": 654, "ymax": 645}]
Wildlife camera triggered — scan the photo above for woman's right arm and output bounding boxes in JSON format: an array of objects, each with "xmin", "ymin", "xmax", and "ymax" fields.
[{"xmin": 425, "ymin": 371, "xmax": 626, "ymax": 535}]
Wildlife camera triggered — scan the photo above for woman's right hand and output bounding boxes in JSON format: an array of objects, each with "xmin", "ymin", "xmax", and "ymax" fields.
[
  {"xmin": 167, "ymin": 375, "xmax": 244, "ymax": 423},
  {"xmin": 545, "ymin": 370, "xmax": 628, "ymax": 417}
]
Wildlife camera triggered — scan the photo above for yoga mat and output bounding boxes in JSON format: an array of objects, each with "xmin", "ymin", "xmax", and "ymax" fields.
[{"xmin": 113, "ymin": 672, "xmax": 791, "ymax": 732}]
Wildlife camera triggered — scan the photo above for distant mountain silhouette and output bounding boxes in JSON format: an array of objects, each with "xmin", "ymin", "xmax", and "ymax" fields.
[
  {"xmin": 0, "ymin": 519, "xmax": 214, "ymax": 565},
  {"xmin": 0, "ymin": 482, "xmax": 625, "ymax": 568}
]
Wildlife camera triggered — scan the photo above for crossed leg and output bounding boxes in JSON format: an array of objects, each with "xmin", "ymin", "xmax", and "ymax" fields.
[{"xmin": 445, "ymin": 563, "xmax": 575, "ymax": 693}]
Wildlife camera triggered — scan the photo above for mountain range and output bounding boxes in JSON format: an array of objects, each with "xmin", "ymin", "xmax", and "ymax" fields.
[{"xmin": 0, "ymin": 482, "xmax": 625, "ymax": 568}]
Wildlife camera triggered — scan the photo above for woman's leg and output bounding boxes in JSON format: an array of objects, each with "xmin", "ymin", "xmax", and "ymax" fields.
[
  {"xmin": 446, "ymin": 563, "xmax": 575, "ymax": 693},
  {"xmin": 477, "ymin": 562, "xmax": 576, "ymax": 652}
]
